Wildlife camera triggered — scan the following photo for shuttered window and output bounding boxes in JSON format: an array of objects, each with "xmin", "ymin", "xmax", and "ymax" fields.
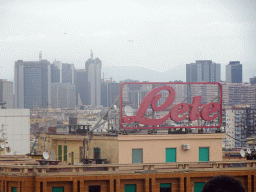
[
  {"xmin": 64, "ymin": 146, "xmax": 67, "ymax": 162},
  {"xmin": 58, "ymin": 145, "xmax": 62, "ymax": 161},
  {"xmin": 199, "ymin": 147, "xmax": 209, "ymax": 161},
  {"xmin": 194, "ymin": 182, "xmax": 205, "ymax": 192},
  {"xmin": 160, "ymin": 183, "xmax": 171, "ymax": 192},
  {"xmin": 125, "ymin": 184, "xmax": 136, "ymax": 192},
  {"xmin": 52, "ymin": 187, "xmax": 64, "ymax": 192},
  {"xmin": 166, "ymin": 148, "xmax": 176, "ymax": 162},
  {"xmin": 132, "ymin": 149, "xmax": 143, "ymax": 164}
]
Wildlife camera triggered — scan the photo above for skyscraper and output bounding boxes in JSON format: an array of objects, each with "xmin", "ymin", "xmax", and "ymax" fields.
[
  {"xmin": 0, "ymin": 79, "xmax": 13, "ymax": 108},
  {"xmin": 85, "ymin": 51, "xmax": 102, "ymax": 106},
  {"xmin": 101, "ymin": 79, "xmax": 120, "ymax": 107},
  {"xmin": 51, "ymin": 60, "xmax": 62, "ymax": 83},
  {"xmin": 75, "ymin": 69, "xmax": 88, "ymax": 105},
  {"xmin": 186, "ymin": 60, "xmax": 221, "ymax": 82},
  {"xmin": 250, "ymin": 76, "xmax": 256, "ymax": 85},
  {"xmin": 14, "ymin": 60, "xmax": 51, "ymax": 109},
  {"xmin": 51, "ymin": 83, "xmax": 76, "ymax": 109},
  {"xmin": 62, "ymin": 63, "xmax": 75, "ymax": 84},
  {"xmin": 226, "ymin": 61, "xmax": 242, "ymax": 83}
]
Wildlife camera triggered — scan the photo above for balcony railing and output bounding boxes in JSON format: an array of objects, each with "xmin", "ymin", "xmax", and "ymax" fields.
[{"xmin": 0, "ymin": 160, "xmax": 256, "ymax": 176}]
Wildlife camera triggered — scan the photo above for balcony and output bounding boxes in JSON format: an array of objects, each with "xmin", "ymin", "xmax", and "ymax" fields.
[{"xmin": 0, "ymin": 161, "xmax": 256, "ymax": 176}]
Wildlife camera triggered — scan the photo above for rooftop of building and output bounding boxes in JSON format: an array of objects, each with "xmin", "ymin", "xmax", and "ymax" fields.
[{"xmin": 0, "ymin": 159, "xmax": 254, "ymax": 177}]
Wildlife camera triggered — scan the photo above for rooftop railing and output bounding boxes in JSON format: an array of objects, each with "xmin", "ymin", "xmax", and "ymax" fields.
[{"xmin": 0, "ymin": 160, "xmax": 256, "ymax": 176}]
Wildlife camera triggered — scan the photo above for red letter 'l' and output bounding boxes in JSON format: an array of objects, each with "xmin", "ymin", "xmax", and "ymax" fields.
[{"xmin": 189, "ymin": 96, "xmax": 203, "ymax": 121}]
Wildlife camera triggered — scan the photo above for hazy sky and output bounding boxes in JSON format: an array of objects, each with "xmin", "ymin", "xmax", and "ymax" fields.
[{"xmin": 1, "ymin": 0, "xmax": 256, "ymax": 81}]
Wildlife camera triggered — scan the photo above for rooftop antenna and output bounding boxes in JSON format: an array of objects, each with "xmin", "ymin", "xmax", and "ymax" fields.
[
  {"xmin": 39, "ymin": 51, "xmax": 42, "ymax": 61},
  {"xmin": 90, "ymin": 50, "xmax": 93, "ymax": 59}
]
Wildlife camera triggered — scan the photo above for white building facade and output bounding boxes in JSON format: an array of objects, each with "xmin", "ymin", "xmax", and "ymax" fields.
[
  {"xmin": 0, "ymin": 109, "xmax": 30, "ymax": 155},
  {"xmin": 85, "ymin": 51, "xmax": 102, "ymax": 107}
]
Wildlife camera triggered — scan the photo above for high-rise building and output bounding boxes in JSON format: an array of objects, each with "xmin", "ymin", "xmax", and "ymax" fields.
[
  {"xmin": 250, "ymin": 76, "xmax": 256, "ymax": 85},
  {"xmin": 62, "ymin": 63, "xmax": 75, "ymax": 84},
  {"xmin": 221, "ymin": 82, "xmax": 256, "ymax": 108},
  {"xmin": 101, "ymin": 79, "xmax": 120, "ymax": 107},
  {"xmin": 186, "ymin": 60, "xmax": 221, "ymax": 82},
  {"xmin": 51, "ymin": 83, "xmax": 76, "ymax": 109},
  {"xmin": 14, "ymin": 60, "xmax": 51, "ymax": 109},
  {"xmin": 85, "ymin": 51, "xmax": 101, "ymax": 106},
  {"xmin": 51, "ymin": 60, "xmax": 62, "ymax": 83},
  {"xmin": 0, "ymin": 79, "xmax": 13, "ymax": 109},
  {"xmin": 222, "ymin": 106, "xmax": 256, "ymax": 149},
  {"xmin": 75, "ymin": 69, "xmax": 88, "ymax": 105},
  {"xmin": 226, "ymin": 61, "xmax": 242, "ymax": 83}
]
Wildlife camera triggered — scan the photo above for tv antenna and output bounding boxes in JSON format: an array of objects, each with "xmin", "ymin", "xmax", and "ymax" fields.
[
  {"xmin": 0, "ymin": 123, "xmax": 7, "ymax": 140},
  {"xmin": 39, "ymin": 51, "xmax": 42, "ymax": 61}
]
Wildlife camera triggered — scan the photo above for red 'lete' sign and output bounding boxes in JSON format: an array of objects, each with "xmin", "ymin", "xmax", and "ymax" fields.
[{"xmin": 121, "ymin": 82, "xmax": 222, "ymax": 129}]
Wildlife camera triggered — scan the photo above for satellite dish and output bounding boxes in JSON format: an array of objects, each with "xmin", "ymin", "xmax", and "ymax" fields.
[
  {"xmin": 113, "ymin": 105, "xmax": 119, "ymax": 113},
  {"xmin": 124, "ymin": 105, "xmax": 134, "ymax": 116},
  {"xmin": 0, "ymin": 143, "xmax": 4, "ymax": 148},
  {"xmin": 240, "ymin": 149, "xmax": 245, "ymax": 157},
  {"xmin": 247, "ymin": 148, "xmax": 252, "ymax": 154},
  {"xmin": 43, "ymin": 152, "xmax": 49, "ymax": 160}
]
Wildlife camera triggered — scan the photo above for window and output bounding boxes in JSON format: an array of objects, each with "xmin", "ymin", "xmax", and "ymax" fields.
[
  {"xmin": 160, "ymin": 183, "xmax": 171, "ymax": 192},
  {"xmin": 94, "ymin": 147, "xmax": 101, "ymax": 159},
  {"xmin": 125, "ymin": 184, "xmax": 136, "ymax": 192},
  {"xmin": 52, "ymin": 187, "xmax": 64, "ymax": 192},
  {"xmin": 132, "ymin": 149, "xmax": 143, "ymax": 163},
  {"xmin": 166, "ymin": 148, "xmax": 176, "ymax": 162},
  {"xmin": 80, "ymin": 147, "xmax": 84, "ymax": 162},
  {"xmin": 64, "ymin": 145, "xmax": 67, "ymax": 162},
  {"xmin": 58, "ymin": 145, "xmax": 62, "ymax": 161},
  {"xmin": 12, "ymin": 187, "xmax": 17, "ymax": 192},
  {"xmin": 89, "ymin": 185, "xmax": 101, "ymax": 192},
  {"xmin": 194, "ymin": 182, "xmax": 205, "ymax": 192},
  {"xmin": 199, "ymin": 147, "xmax": 209, "ymax": 161}
]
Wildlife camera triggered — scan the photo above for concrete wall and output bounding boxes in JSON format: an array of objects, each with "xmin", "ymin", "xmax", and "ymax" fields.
[
  {"xmin": 38, "ymin": 134, "xmax": 118, "ymax": 164},
  {"xmin": 118, "ymin": 134, "xmax": 225, "ymax": 164},
  {"xmin": 0, "ymin": 171, "xmax": 251, "ymax": 192},
  {"xmin": 88, "ymin": 135, "xmax": 119, "ymax": 163},
  {"xmin": 0, "ymin": 109, "xmax": 30, "ymax": 155}
]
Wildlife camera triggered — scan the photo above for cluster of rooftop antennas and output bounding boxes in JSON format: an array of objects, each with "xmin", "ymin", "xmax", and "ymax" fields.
[
  {"xmin": 0, "ymin": 143, "xmax": 11, "ymax": 153},
  {"xmin": 240, "ymin": 146, "xmax": 256, "ymax": 157}
]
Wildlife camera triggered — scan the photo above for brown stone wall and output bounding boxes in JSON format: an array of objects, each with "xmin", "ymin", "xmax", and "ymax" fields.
[{"xmin": 0, "ymin": 170, "xmax": 255, "ymax": 192}]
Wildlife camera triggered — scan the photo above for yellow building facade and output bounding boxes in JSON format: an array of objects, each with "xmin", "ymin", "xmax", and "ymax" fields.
[{"xmin": 37, "ymin": 133, "xmax": 225, "ymax": 165}]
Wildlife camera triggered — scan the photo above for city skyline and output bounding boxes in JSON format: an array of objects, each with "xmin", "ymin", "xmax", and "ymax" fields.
[
  {"xmin": 9, "ymin": 55, "xmax": 255, "ymax": 83},
  {"xmin": 1, "ymin": 0, "xmax": 256, "ymax": 82}
]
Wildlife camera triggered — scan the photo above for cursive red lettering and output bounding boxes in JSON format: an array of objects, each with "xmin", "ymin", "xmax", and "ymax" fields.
[
  {"xmin": 122, "ymin": 85, "xmax": 221, "ymax": 127},
  {"xmin": 170, "ymin": 103, "xmax": 189, "ymax": 122},
  {"xmin": 122, "ymin": 86, "xmax": 175, "ymax": 125},
  {"xmin": 189, "ymin": 96, "xmax": 203, "ymax": 121},
  {"xmin": 201, "ymin": 102, "xmax": 220, "ymax": 121}
]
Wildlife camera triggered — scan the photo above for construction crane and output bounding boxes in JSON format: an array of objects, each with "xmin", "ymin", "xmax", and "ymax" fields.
[
  {"xmin": 82, "ymin": 98, "xmax": 119, "ymax": 164},
  {"xmin": 30, "ymin": 127, "xmax": 44, "ymax": 154}
]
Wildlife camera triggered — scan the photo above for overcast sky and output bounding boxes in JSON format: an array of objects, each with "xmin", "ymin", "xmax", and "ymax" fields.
[{"xmin": 0, "ymin": 0, "xmax": 256, "ymax": 81}]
